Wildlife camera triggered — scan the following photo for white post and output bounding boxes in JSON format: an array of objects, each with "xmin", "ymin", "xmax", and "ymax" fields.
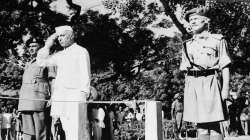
[
  {"xmin": 79, "ymin": 102, "xmax": 90, "ymax": 140},
  {"xmin": 145, "ymin": 101, "xmax": 163, "ymax": 140}
]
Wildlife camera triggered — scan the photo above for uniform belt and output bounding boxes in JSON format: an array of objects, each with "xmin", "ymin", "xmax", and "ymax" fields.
[
  {"xmin": 23, "ymin": 78, "xmax": 48, "ymax": 84},
  {"xmin": 176, "ymin": 110, "xmax": 183, "ymax": 113},
  {"xmin": 187, "ymin": 69, "xmax": 218, "ymax": 77},
  {"xmin": 35, "ymin": 78, "xmax": 48, "ymax": 83}
]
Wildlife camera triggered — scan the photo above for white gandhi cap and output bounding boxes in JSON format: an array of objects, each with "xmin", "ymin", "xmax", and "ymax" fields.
[{"xmin": 55, "ymin": 25, "xmax": 73, "ymax": 35}]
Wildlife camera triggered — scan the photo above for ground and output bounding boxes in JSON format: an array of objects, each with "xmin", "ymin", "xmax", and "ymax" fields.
[
  {"xmin": 225, "ymin": 136, "xmax": 250, "ymax": 140},
  {"xmin": 187, "ymin": 136, "xmax": 250, "ymax": 140}
]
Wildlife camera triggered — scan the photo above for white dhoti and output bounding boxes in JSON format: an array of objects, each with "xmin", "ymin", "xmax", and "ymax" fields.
[{"xmin": 51, "ymin": 87, "xmax": 90, "ymax": 140}]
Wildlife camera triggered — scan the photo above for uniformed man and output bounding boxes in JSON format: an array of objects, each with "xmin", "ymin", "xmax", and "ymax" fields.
[
  {"xmin": 18, "ymin": 39, "xmax": 56, "ymax": 140},
  {"xmin": 180, "ymin": 6, "xmax": 231, "ymax": 140}
]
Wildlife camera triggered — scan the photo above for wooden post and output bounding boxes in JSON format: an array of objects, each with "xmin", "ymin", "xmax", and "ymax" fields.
[{"xmin": 145, "ymin": 101, "xmax": 163, "ymax": 140}]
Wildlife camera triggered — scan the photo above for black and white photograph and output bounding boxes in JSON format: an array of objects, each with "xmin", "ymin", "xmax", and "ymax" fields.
[{"xmin": 0, "ymin": 0, "xmax": 250, "ymax": 140}]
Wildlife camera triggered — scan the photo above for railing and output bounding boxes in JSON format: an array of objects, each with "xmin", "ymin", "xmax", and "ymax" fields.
[{"xmin": 0, "ymin": 96, "xmax": 197, "ymax": 140}]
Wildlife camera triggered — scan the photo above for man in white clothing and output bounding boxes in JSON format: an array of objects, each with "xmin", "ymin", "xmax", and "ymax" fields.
[{"xmin": 37, "ymin": 25, "xmax": 91, "ymax": 140}]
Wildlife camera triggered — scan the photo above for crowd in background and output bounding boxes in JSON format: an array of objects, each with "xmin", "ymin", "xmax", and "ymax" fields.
[
  {"xmin": 0, "ymin": 99, "xmax": 22, "ymax": 140},
  {"xmin": 0, "ymin": 100, "xmax": 145, "ymax": 140},
  {"xmin": 168, "ymin": 92, "xmax": 250, "ymax": 139},
  {"xmin": 0, "ymin": 94, "xmax": 250, "ymax": 140},
  {"xmin": 1, "ymin": 92, "xmax": 250, "ymax": 140},
  {"xmin": 223, "ymin": 92, "xmax": 250, "ymax": 136},
  {"xmin": 87, "ymin": 103, "xmax": 145, "ymax": 140},
  {"xmin": 0, "ymin": 95, "xmax": 250, "ymax": 140}
]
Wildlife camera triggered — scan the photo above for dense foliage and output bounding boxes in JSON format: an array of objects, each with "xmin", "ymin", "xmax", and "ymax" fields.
[
  {"xmin": 0, "ymin": 0, "xmax": 250, "ymax": 117},
  {"xmin": 207, "ymin": 2, "xmax": 250, "ymax": 94}
]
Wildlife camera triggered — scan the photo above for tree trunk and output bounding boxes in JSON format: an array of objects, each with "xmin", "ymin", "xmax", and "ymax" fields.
[{"xmin": 159, "ymin": 0, "xmax": 191, "ymax": 40}]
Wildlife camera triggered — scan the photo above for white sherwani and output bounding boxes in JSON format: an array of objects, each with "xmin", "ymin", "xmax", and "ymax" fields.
[
  {"xmin": 38, "ymin": 43, "xmax": 90, "ymax": 140},
  {"xmin": 49, "ymin": 43, "xmax": 90, "ymax": 116}
]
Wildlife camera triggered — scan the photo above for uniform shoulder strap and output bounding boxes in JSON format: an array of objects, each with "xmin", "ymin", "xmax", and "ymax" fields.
[
  {"xmin": 183, "ymin": 41, "xmax": 205, "ymax": 70},
  {"xmin": 210, "ymin": 34, "xmax": 224, "ymax": 40}
]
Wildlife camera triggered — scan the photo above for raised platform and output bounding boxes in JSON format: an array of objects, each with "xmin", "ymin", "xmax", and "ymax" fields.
[
  {"xmin": 225, "ymin": 136, "xmax": 250, "ymax": 140},
  {"xmin": 187, "ymin": 136, "xmax": 250, "ymax": 140}
]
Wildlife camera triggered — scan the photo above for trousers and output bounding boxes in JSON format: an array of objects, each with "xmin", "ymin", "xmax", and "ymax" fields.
[{"xmin": 22, "ymin": 111, "xmax": 47, "ymax": 140}]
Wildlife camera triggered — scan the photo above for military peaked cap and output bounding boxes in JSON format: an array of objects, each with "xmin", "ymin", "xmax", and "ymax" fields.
[
  {"xmin": 185, "ymin": 6, "xmax": 210, "ymax": 22},
  {"xmin": 174, "ymin": 93, "xmax": 180, "ymax": 99}
]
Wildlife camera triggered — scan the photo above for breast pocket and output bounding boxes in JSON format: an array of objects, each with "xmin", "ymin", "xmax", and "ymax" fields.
[
  {"xmin": 34, "ymin": 67, "xmax": 46, "ymax": 78},
  {"xmin": 23, "ymin": 67, "xmax": 45, "ymax": 84},
  {"xmin": 33, "ymin": 83, "xmax": 50, "ymax": 99},
  {"xmin": 202, "ymin": 46, "xmax": 217, "ymax": 57}
]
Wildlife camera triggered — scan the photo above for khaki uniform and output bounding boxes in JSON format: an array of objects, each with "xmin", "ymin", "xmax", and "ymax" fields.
[
  {"xmin": 180, "ymin": 31, "xmax": 231, "ymax": 123},
  {"xmin": 18, "ymin": 61, "xmax": 56, "ymax": 111},
  {"xmin": 18, "ymin": 60, "xmax": 56, "ymax": 140}
]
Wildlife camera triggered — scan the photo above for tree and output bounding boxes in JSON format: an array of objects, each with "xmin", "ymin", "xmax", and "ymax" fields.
[
  {"xmin": 0, "ymin": 0, "xmax": 72, "ymax": 91},
  {"xmin": 99, "ymin": 0, "xmax": 250, "ymax": 106},
  {"xmin": 92, "ymin": 0, "xmax": 186, "ymax": 104},
  {"xmin": 1, "ymin": 0, "xmax": 250, "ymax": 108},
  {"xmin": 158, "ymin": 0, "xmax": 250, "ymax": 95}
]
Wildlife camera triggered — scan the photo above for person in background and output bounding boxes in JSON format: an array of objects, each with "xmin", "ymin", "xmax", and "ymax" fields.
[
  {"xmin": 14, "ymin": 111, "xmax": 22, "ymax": 140},
  {"xmin": 97, "ymin": 106, "xmax": 106, "ymax": 139},
  {"xmin": 2, "ymin": 107, "xmax": 13, "ymax": 140},
  {"xmin": 18, "ymin": 39, "xmax": 56, "ymax": 140},
  {"xmin": 125, "ymin": 108, "xmax": 135, "ymax": 122},
  {"xmin": 171, "ymin": 93, "xmax": 184, "ymax": 139},
  {"xmin": 37, "ymin": 25, "xmax": 91, "ymax": 140},
  {"xmin": 240, "ymin": 104, "xmax": 249, "ymax": 135},
  {"xmin": 89, "ymin": 104, "xmax": 100, "ymax": 140},
  {"xmin": 107, "ymin": 104, "xmax": 116, "ymax": 140},
  {"xmin": 220, "ymin": 97, "xmax": 232, "ymax": 138},
  {"xmin": 0, "ymin": 102, "xmax": 3, "ymax": 140},
  {"xmin": 180, "ymin": 6, "xmax": 231, "ymax": 140},
  {"xmin": 135, "ymin": 107, "xmax": 143, "ymax": 122},
  {"xmin": 87, "ymin": 87, "xmax": 101, "ymax": 140},
  {"xmin": 89, "ymin": 104, "xmax": 106, "ymax": 140},
  {"xmin": 10, "ymin": 107, "xmax": 17, "ymax": 140},
  {"xmin": 117, "ymin": 105, "xmax": 125, "ymax": 125}
]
